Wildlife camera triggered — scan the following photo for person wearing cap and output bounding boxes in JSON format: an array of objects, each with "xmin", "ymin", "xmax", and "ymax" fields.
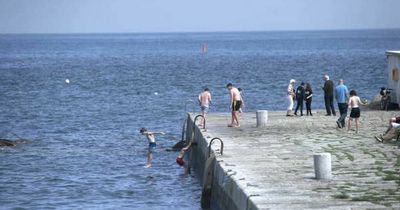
[
  {"xmin": 294, "ymin": 82, "xmax": 306, "ymax": 116},
  {"xmin": 286, "ymin": 79, "xmax": 296, "ymax": 116}
]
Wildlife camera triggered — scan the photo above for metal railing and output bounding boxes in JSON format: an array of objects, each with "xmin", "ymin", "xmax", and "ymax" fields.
[
  {"xmin": 208, "ymin": 137, "xmax": 224, "ymax": 158},
  {"xmin": 184, "ymin": 99, "xmax": 196, "ymax": 114},
  {"xmin": 193, "ymin": 114, "xmax": 206, "ymax": 130}
]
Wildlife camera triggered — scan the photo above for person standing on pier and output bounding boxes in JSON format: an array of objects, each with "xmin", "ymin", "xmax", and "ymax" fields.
[
  {"xmin": 286, "ymin": 79, "xmax": 296, "ymax": 116},
  {"xmin": 304, "ymin": 83, "xmax": 313, "ymax": 116},
  {"xmin": 322, "ymin": 74, "xmax": 336, "ymax": 116},
  {"xmin": 294, "ymin": 82, "xmax": 305, "ymax": 116},
  {"xmin": 198, "ymin": 87, "xmax": 212, "ymax": 127},
  {"xmin": 335, "ymin": 79, "xmax": 349, "ymax": 128},
  {"xmin": 227, "ymin": 83, "xmax": 243, "ymax": 127},
  {"xmin": 347, "ymin": 90, "xmax": 363, "ymax": 133}
]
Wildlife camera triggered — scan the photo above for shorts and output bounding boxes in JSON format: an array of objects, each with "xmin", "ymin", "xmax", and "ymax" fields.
[
  {"xmin": 148, "ymin": 142, "xmax": 156, "ymax": 153},
  {"xmin": 395, "ymin": 116, "xmax": 400, "ymax": 124},
  {"xmin": 350, "ymin": 107, "xmax": 360, "ymax": 118},
  {"xmin": 232, "ymin": 100, "xmax": 242, "ymax": 112},
  {"xmin": 201, "ymin": 105, "xmax": 209, "ymax": 113}
]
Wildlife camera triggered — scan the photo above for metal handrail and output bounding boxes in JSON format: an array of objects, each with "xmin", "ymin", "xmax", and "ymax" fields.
[
  {"xmin": 185, "ymin": 99, "xmax": 196, "ymax": 114},
  {"xmin": 181, "ymin": 117, "xmax": 187, "ymax": 142},
  {"xmin": 193, "ymin": 114, "xmax": 206, "ymax": 130},
  {"xmin": 208, "ymin": 137, "xmax": 224, "ymax": 158}
]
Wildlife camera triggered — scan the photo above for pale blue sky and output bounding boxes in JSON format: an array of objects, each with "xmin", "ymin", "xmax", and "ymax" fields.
[{"xmin": 0, "ymin": 0, "xmax": 399, "ymax": 33}]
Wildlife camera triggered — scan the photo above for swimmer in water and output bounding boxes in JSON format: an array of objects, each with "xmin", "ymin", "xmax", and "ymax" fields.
[{"xmin": 140, "ymin": 128, "xmax": 165, "ymax": 168}]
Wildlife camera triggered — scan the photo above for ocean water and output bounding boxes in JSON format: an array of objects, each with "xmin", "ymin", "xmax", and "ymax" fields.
[{"xmin": 1, "ymin": 29, "xmax": 400, "ymax": 209}]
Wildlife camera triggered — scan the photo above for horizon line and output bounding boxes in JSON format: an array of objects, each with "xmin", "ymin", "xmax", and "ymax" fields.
[{"xmin": 1, "ymin": 27, "xmax": 400, "ymax": 35}]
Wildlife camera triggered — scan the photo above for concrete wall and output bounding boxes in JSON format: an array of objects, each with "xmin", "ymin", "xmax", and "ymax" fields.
[
  {"xmin": 387, "ymin": 53, "xmax": 400, "ymax": 104},
  {"xmin": 186, "ymin": 114, "xmax": 258, "ymax": 210}
]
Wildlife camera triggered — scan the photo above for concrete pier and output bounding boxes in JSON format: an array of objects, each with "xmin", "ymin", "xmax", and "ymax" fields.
[{"xmin": 187, "ymin": 110, "xmax": 400, "ymax": 210}]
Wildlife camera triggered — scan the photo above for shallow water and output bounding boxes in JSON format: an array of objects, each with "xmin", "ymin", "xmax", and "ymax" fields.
[{"xmin": 0, "ymin": 30, "xmax": 400, "ymax": 209}]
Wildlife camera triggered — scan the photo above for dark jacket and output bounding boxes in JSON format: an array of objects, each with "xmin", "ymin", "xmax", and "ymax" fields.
[
  {"xmin": 323, "ymin": 80, "xmax": 334, "ymax": 96},
  {"xmin": 296, "ymin": 85, "xmax": 305, "ymax": 100}
]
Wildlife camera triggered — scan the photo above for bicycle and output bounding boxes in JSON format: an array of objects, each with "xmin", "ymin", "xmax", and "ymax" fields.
[{"xmin": 380, "ymin": 87, "xmax": 392, "ymax": 111}]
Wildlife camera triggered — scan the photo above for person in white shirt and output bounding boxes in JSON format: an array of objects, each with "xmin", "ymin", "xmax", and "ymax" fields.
[{"xmin": 286, "ymin": 79, "xmax": 296, "ymax": 116}]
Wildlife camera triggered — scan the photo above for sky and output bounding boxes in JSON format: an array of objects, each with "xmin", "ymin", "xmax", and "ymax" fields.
[{"xmin": 0, "ymin": 0, "xmax": 399, "ymax": 33}]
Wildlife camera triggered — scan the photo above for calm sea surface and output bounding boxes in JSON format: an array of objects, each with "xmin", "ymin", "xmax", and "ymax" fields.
[{"xmin": 1, "ymin": 30, "xmax": 400, "ymax": 209}]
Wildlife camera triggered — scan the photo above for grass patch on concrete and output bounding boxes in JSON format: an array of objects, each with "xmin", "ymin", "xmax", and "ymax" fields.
[
  {"xmin": 383, "ymin": 171, "xmax": 400, "ymax": 181},
  {"xmin": 313, "ymin": 187, "xmax": 331, "ymax": 192},
  {"xmin": 396, "ymin": 155, "xmax": 400, "ymax": 167},
  {"xmin": 332, "ymin": 193, "xmax": 350, "ymax": 199},
  {"xmin": 344, "ymin": 152, "xmax": 355, "ymax": 161},
  {"xmin": 362, "ymin": 149, "xmax": 376, "ymax": 158},
  {"xmin": 351, "ymin": 194, "xmax": 385, "ymax": 204}
]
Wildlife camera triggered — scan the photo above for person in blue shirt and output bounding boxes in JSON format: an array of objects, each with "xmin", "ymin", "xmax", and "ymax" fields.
[{"xmin": 335, "ymin": 79, "xmax": 349, "ymax": 128}]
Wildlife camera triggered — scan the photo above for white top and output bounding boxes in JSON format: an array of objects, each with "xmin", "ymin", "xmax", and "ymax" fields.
[{"xmin": 287, "ymin": 84, "xmax": 294, "ymax": 95}]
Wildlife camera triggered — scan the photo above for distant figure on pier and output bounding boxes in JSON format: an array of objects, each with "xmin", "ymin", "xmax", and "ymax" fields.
[
  {"xmin": 305, "ymin": 83, "xmax": 313, "ymax": 116},
  {"xmin": 286, "ymin": 79, "xmax": 296, "ymax": 116},
  {"xmin": 294, "ymin": 82, "xmax": 305, "ymax": 116},
  {"xmin": 335, "ymin": 79, "xmax": 349, "ymax": 128},
  {"xmin": 140, "ymin": 128, "xmax": 165, "ymax": 168},
  {"xmin": 347, "ymin": 90, "xmax": 365, "ymax": 133},
  {"xmin": 226, "ymin": 83, "xmax": 243, "ymax": 127},
  {"xmin": 375, "ymin": 116, "xmax": 400, "ymax": 143},
  {"xmin": 322, "ymin": 74, "xmax": 336, "ymax": 116},
  {"xmin": 198, "ymin": 88, "xmax": 212, "ymax": 127}
]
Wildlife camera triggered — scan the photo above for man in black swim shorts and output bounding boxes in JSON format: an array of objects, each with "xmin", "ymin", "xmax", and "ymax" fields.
[{"xmin": 227, "ymin": 83, "xmax": 243, "ymax": 127}]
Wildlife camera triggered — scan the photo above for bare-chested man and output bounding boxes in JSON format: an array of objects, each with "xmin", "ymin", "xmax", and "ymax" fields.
[
  {"xmin": 198, "ymin": 88, "xmax": 212, "ymax": 126},
  {"xmin": 140, "ymin": 127, "xmax": 165, "ymax": 168},
  {"xmin": 227, "ymin": 83, "xmax": 243, "ymax": 127}
]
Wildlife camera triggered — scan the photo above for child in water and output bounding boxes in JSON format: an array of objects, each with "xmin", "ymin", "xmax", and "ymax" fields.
[
  {"xmin": 140, "ymin": 128, "xmax": 165, "ymax": 168},
  {"xmin": 347, "ymin": 90, "xmax": 366, "ymax": 133}
]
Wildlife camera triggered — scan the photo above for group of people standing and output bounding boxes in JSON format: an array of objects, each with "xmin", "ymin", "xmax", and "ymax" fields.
[
  {"xmin": 287, "ymin": 74, "xmax": 365, "ymax": 132},
  {"xmin": 286, "ymin": 80, "xmax": 313, "ymax": 116}
]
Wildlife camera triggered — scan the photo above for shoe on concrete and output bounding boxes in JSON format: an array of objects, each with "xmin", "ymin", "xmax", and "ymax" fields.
[
  {"xmin": 336, "ymin": 121, "xmax": 342, "ymax": 128},
  {"xmin": 374, "ymin": 136, "xmax": 383, "ymax": 143}
]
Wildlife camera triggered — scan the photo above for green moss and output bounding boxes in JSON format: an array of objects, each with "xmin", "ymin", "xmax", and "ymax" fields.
[
  {"xmin": 351, "ymin": 195, "xmax": 385, "ymax": 203},
  {"xmin": 333, "ymin": 193, "xmax": 350, "ymax": 199},
  {"xmin": 313, "ymin": 187, "xmax": 331, "ymax": 192},
  {"xmin": 356, "ymin": 173, "xmax": 368, "ymax": 178},
  {"xmin": 344, "ymin": 152, "xmax": 355, "ymax": 161},
  {"xmin": 396, "ymin": 155, "xmax": 400, "ymax": 167},
  {"xmin": 383, "ymin": 173, "xmax": 400, "ymax": 181},
  {"xmin": 362, "ymin": 150, "xmax": 376, "ymax": 158}
]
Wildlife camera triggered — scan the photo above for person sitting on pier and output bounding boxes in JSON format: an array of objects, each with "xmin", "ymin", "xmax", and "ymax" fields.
[
  {"xmin": 140, "ymin": 127, "xmax": 165, "ymax": 168},
  {"xmin": 375, "ymin": 116, "xmax": 400, "ymax": 143}
]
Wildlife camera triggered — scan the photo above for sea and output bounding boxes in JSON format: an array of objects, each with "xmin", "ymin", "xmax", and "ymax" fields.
[{"xmin": 1, "ymin": 29, "xmax": 400, "ymax": 210}]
